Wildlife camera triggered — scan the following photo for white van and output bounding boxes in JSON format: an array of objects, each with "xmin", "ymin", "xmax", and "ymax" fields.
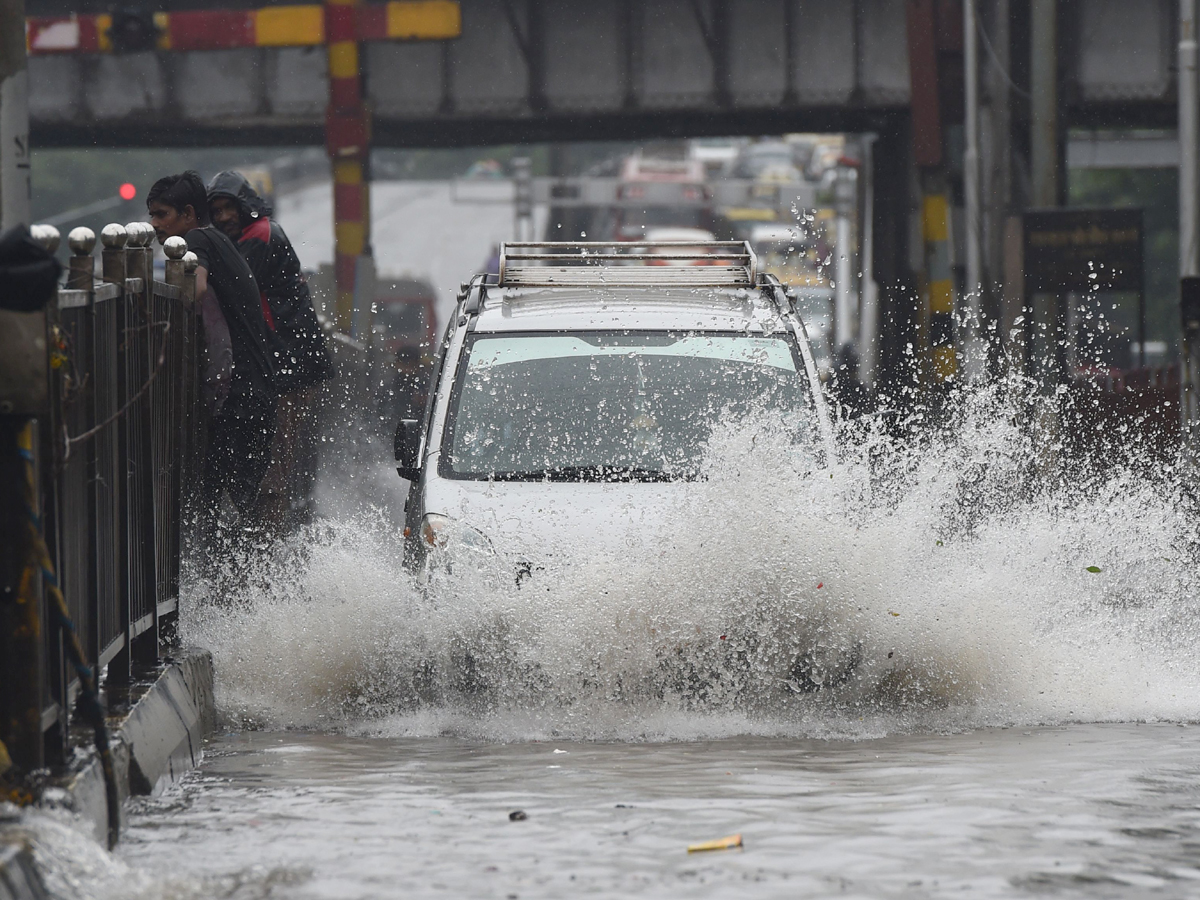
[{"xmin": 395, "ymin": 241, "xmax": 834, "ymax": 574}]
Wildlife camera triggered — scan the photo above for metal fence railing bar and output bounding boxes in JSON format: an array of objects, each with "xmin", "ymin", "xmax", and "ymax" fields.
[{"xmin": 30, "ymin": 221, "xmax": 202, "ymax": 761}]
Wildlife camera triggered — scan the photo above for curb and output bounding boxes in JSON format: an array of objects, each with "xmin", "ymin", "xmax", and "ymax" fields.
[
  {"xmin": 0, "ymin": 649, "xmax": 214, "ymax": 888},
  {"xmin": 68, "ymin": 647, "xmax": 215, "ymax": 845},
  {"xmin": 0, "ymin": 841, "xmax": 48, "ymax": 900}
]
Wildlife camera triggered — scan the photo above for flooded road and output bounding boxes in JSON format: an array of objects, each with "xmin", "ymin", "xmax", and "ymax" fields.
[
  {"xmin": 95, "ymin": 382, "xmax": 1200, "ymax": 899},
  {"xmin": 119, "ymin": 724, "xmax": 1200, "ymax": 898}
]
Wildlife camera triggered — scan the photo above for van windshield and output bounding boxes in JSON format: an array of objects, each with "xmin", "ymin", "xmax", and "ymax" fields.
[{"xmin": 443, "ymin": 331, "xmax": 817, "ymax": 481}]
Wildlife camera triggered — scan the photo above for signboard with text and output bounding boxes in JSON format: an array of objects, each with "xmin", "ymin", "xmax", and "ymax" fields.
[{"xmin": 1022, "ymin": 208, "xmax": 1143, "ymax": 294}]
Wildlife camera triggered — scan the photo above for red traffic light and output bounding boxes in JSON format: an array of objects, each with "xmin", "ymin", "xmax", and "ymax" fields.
[{"xmin": 119, "ymin": 182, "xmax": 137, "ymax": 201}]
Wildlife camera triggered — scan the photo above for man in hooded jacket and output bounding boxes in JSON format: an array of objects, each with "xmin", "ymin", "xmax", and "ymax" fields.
[{"xmin": 207, "ymin": 171, "xmax": 333, "ymax": 527}]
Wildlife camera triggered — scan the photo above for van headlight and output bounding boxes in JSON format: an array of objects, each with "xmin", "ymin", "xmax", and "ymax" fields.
[{"xmin": 420, "ymin": 514, "xmax": 495, "ymax": 557}]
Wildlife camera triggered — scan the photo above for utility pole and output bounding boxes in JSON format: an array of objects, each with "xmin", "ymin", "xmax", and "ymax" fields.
[
  {"xmin": 833, "ymin": 161, "xmax": 858, "ymax": 355},
  {"xmin": 858, "ymin": 134, "xmax": 879, "ymax": 388},
  {"xmin": 1029, "ymin": 0, "xmax": 1063, "ymax": 384},
  {"xmin": 1030, "ymin": 0, "xmax": 1058, "ymax": 208},
  {"xmin": 1179, "ymin": 0, "xmax": 1200, "ymax": 452},
  {"xmin": 963, "ymin": 0, "xmax": 985, "ymax": 380},
  {"xmin": 0, "ymin": 0, "xmax": 30, "ymax": 229},
  {"xmin": 512, "ymin": 156, "xmax": 533, "ymax": 241},
  {"xmin": 982, "ymin": 0, "xmax": 1012, "ymax": 352}
]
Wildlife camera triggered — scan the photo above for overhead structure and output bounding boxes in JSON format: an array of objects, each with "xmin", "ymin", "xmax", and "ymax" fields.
[
  {"xmin": 24, "ymin": 0, "xmax": 1187, "ymax": 394},
  {"xmin": 28, "ymin": 0, "xmax": 461, "ymax": 333}
]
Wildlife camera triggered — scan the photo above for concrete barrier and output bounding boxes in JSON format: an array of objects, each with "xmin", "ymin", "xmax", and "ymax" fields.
[
  {"xmin": 48, "ymin": 648, "xmax": 213, "ymax": 846},
  {"xmin": 66, "ymin": 648, "xmax": 216, "ymax": 844},
  {"xmin": 0, "ymin": 841, "xmax": 48, "ymax": 900},
  {"xmin": 0, "ymin": 648, "xmax": 214, "ymax": 890}
]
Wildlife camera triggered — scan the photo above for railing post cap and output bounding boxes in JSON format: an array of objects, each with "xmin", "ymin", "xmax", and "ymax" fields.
[
  {"xmin": 124, "ymin": 221, "xmax": 154, "ymax": 247},
  {"xmin": 31, "ymin": 224, "xmax": 61, "ymax": 255},
  {"xmin": 163, "ymin": 235, "xmax": 188, "ymax": 260},
  {"xmin": 67, "ymin": 226, "xmax": 96, "ymax": 256},
  {"xmin": 182, "ymin": 250, "xmax": 199, "ymax": 273},
  {"xmin": 100, "ymin": 222, "xmax": 128, "ymax": 249}
]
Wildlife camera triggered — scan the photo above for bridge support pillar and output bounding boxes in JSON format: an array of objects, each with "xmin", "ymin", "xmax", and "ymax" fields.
[
  {"xmin": 905, "ymin": 0, "xmax": 964, "ymax": 394},
  {"xmin": 325, "ymin": 0, "xmax": 373, "ymax": 337},
  {"xmin": 871, "ymin": 116, "xmax": 920, "ymax": 400}
]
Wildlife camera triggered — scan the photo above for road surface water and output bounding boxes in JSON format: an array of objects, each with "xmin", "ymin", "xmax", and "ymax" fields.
[{"xmin": 114, "ymin": 724, "xmax": 1200, "ymax": 899}]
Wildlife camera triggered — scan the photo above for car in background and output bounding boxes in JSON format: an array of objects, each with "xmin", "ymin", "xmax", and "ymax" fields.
[
  {"xmin": 730, "ymin": 140, "xmax": 804, "ymax": 183},
  {"xmin": 374, "ymin": 278, "xmax": 438, "ymax": 420},
  {"xmin": 611, "ymin": 154, "xmax": 713, "ymax": 240}
]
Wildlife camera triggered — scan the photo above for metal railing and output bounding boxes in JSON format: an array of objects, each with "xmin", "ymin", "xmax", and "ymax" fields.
[{"xmin": 34, "ymin": 221, "xmax": 203, "ymax": 759}]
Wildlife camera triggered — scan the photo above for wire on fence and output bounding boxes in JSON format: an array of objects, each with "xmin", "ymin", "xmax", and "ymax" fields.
[{"xmin": 63, "ymin": 319, "xmax": 171, "ymax": 459}]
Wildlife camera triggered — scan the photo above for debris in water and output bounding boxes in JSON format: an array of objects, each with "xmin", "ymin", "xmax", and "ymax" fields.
[
  {"xmin": 889, "ymin": 611, "xmax": 900, "ymax": 617},
  {"xmin": 687, "ymin": 833, "xmax": 742, "ymax": 853},
  {"xmin": 1085, "ymin": 566, "xmax": 1102, "ymax": 573},
  {"xmin": 509, "ymin": 810, "xmax": 527, "ymax": 821},
  {"xmin": 817, "ymin": 582, "xmax": 824, "ymax": 589}
]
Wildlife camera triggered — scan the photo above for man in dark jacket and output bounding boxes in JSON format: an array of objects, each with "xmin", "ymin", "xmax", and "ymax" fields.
[
  {"xmin": 207, "ymin": 171, "xmax": 333, "ymax": 527},
  {"xmin": 147, "ymin": 171, "xmax": 278, "ymax": 539},
  {"xmin": 206, "ymin": 171, "xmax": 332, "ymax": 390}
]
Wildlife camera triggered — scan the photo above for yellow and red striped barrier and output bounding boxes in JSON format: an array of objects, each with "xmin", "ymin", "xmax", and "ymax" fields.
[{"xmin": 26, "ymin": 0, "xmax": 459, "ymax": 55}]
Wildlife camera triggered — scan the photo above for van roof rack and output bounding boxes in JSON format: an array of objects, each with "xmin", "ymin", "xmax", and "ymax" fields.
[{"xmin": 497, "ymin": 241, "xmax": 758, "ymax": 288}]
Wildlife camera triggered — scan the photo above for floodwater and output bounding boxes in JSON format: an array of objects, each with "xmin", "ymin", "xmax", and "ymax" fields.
[
  {"xmin": 18, "ymin": 376, "xmax": 1200, "ymax": 899},
  {"xmin": 114, "ymin": 724, "xmax": 1200, "ymax": 899}
]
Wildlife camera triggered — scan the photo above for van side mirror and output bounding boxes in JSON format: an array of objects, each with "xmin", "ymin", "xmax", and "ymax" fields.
[{"xmin": 394, "ymin": 418, "xmax": 422, "ymax": 481}]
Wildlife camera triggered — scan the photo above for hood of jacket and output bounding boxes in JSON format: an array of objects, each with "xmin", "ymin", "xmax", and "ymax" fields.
[{"xmin": 206, "ymin": 170, "xmax": 274, "ymax": 224}]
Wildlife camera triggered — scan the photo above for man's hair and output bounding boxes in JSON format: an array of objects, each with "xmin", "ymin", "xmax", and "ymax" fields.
[{"xmin": 146, "ymin": 171, "xmax": 210, "ymax": 225}]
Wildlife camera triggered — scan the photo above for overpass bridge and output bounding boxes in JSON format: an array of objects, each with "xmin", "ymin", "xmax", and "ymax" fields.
[
  {"xmin": 22, "ymin": 0, "xmax": 1183, "ymax": 388},
  {"xmin": 27, "ymin": 0, "xmax": 1177, "ymax": 148}
]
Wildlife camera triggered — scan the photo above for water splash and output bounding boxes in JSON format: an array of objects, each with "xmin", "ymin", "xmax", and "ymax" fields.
[
  {"xmin": 181, "ymin": 374, "xmax": 1200, "ymax": 741},
  {"xmin": 1, "ymin": 803, "xmax": 151, "ymax": 900}
]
